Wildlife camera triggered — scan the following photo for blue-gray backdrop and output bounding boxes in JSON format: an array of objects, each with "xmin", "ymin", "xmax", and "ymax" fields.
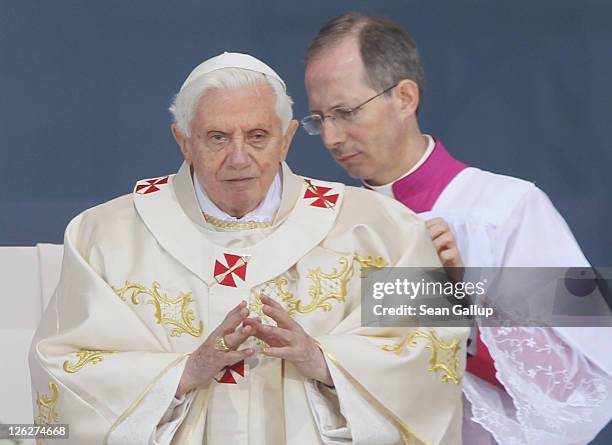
[{"xmin": 1, "ymin": 0, "xmax": 611, "ymax": 440}]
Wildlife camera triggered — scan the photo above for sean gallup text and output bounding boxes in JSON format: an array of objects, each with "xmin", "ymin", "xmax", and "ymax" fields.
[{"xmin": 372, "ymin": 304, "xmax": 494, "ymax": 318}]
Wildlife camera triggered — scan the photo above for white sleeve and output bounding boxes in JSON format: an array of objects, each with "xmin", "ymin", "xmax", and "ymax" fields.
[
  {"xmin": 304, "ymin": 354, "xmax": 403, "ymax": 445},
  {"xmin": 107, "ymin": 356, "xmax": 196, "ymax": 445},
  {"xmin": 493, "ymin": 186, "xmax": 589, "ymax": 267},
  {"xmin": 154, "ymin": 389, "xmax": 197, "ymax": 445}
]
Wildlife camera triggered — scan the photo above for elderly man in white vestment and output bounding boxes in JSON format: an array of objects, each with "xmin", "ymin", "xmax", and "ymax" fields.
[
  {"xmin": 29, "ymin": 52, "xmax": 469, "ymax": 444},
  {"xmin": 303, "ymin": 12, "xmax": 612, "ymax": 445}
]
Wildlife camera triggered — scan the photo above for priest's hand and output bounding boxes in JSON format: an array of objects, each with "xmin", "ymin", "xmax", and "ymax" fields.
[
  {"xmin": 426, "ymin": 217, "xmax": 464, "ymax": 282},
  {"xmin": 176, "ymin": 301, "xmax": 254, "ymax": 398},
  {"xmin": 242, "ymin": 295, "xmax": 333, "ymax": 386}
]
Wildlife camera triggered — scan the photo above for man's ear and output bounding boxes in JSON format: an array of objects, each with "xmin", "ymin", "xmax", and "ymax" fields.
[
  {"xmin": 280, "ymin": 119, "xmax": 299, "ymax": 161},
  {"xmin": 171, "ymin": 124, "xmax": 192, "ymax": 165},
  {"xmin": 394, "ymin": 79, "xmax": 420, "ymax": 117}
]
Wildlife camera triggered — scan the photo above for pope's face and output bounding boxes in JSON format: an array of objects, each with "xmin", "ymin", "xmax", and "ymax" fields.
[
  {"xmin": 174, "ymin": 83, "xmax": 297, "ymax": 217},
  {"xmin": 305, "ymin": 37, "xmax": 407, "ymax": 185}
]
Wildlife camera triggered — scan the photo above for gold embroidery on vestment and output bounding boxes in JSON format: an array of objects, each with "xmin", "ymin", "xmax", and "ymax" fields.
[
  {"xmin": 63, "ymin": 349, "xmax": 116, "ymax": 373},
  {"xmin": 380, "ymin": 330, "xmax": 461, "ymax": 384},
  {"xmin": 250, "ymin": 276, "xmax": 292, "ymax": 316},
  {"xmin": 249, "ymin": 292, "xmax": 266, "ymax": 319},
  {"xmin": 204, "ymin": 213, "xmax": 272, "ymax": 230},
  {"xmin": 112, "ymin": 281, "xmax": 203, "ymax": 337},
  {"xmin": 250, "ymin": 277, "xmax": 292, "ymax": 348},
  {"xmin": 289, "ymin": 253, "xmax": 388, "ymax": 314},
  {"xmin": 35, "ymin": 382, "xmax": 59, "ymax": 425},
  {"xmin": 353, "ymin": 253, "xmax": 388, "ymax": 277},
  {"xmin": 253, "ymin": 253, "xmax": 388, "ymax": 315}
]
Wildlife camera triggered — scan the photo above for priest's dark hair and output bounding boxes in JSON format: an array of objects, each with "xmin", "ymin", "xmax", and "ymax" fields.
[{"xmin": 305, "ymin": 12, "xmax": 425, "ymax": 100}]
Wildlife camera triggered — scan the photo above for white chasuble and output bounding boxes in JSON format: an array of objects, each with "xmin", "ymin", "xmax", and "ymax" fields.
[{"xmin": 29, "ymin": 162, "xmax": 468, "ymax": 445}]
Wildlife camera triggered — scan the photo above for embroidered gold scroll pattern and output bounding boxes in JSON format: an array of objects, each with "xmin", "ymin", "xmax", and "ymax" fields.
[
  {"xmin": 249, "ymin": 277, "xmax": 294, "ymax": 348},
  {"xmin": 281, "ymin": 253, "xmax": 387, "ymax": 315},
  {"xmin": 112, "ymin": 281, "xmax": 203, "ymax": 337},
  {"xmin": 63, "ymin": 349, "xmax": 117, "ymax": 374},
  {"xmin": 35, "ymin": 382, "xmax": 59, "ymax": 425},
  {"xmin": 380, "ymin": 330, "xmax": 461, "ymax": 385},
  {"xmin": 250, "ymin": 276, "xmax": 293, "ymax": 316}
]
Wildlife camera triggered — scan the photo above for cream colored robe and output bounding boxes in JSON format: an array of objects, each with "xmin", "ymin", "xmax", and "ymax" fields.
[{"xmin": 29, "ymin": 162, "xmax": 468, "ymax": 445}]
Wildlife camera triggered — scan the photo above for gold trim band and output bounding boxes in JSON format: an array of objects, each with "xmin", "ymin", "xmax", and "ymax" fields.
[{"xmin": 204, "ymin": 213, "xmax": 273, "ymax": 230}]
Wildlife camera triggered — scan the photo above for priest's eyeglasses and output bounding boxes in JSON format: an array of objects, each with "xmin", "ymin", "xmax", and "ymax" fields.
[{"xmin": 301, "ymin": 83, "xmax": 398, "ymax": 136}]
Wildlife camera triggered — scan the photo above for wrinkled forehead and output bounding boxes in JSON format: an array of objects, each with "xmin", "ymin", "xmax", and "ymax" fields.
[{"xmin": 192, "ymin": 83, "xmax": 281, "ymax": 130}]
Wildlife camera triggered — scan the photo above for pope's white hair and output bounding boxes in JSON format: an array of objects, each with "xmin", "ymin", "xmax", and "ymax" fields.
[{"xmin": 169, "ymin": 68, "xmax": 293, "ymax": 137}]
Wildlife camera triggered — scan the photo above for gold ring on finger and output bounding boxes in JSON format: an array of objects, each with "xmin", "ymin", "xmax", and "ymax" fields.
[{"xmin": 214, "ymin": 335, "xmax": 231, "ymax": 352}]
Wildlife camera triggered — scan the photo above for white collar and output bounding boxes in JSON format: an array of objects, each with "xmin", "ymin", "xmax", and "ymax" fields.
[
  {"xmin": 363, "ymin": 134, "xmax": 435, "ymax": 198},
  {"xmin": 193, "ymin": 172, "xmax": 281, "ymax": 223}
]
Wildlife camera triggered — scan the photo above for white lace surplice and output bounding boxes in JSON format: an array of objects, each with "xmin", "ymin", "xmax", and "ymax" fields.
[{"xmin": 421, "ymin": 167, "xmax": 612, "ymax": 445}]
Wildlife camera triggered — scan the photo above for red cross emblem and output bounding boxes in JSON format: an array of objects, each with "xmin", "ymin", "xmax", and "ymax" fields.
[
  {"xmin": 303, "ymin": 180, "xmax": 339, "ymax": 209},
  {"xmin": 135, "ymin": 176, "xmax": 169, "ymax": 195},
  {"xmin": 214, "ymin": 253, "xmax": 249, "ymax": 287},
  {"xmin": 216, "ymin": 360, "xmax": 245, "ymax": 384}
]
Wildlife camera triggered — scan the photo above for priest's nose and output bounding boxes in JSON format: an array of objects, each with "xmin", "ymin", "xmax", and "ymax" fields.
[{"xmin": 320, "ymin": 121, "xmax": 346, "ymax": 150}]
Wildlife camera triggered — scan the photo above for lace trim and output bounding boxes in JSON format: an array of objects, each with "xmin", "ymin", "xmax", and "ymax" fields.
[{"xmin": 467, "ymin": 327, "xmax": 609, "ymax": 445}]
